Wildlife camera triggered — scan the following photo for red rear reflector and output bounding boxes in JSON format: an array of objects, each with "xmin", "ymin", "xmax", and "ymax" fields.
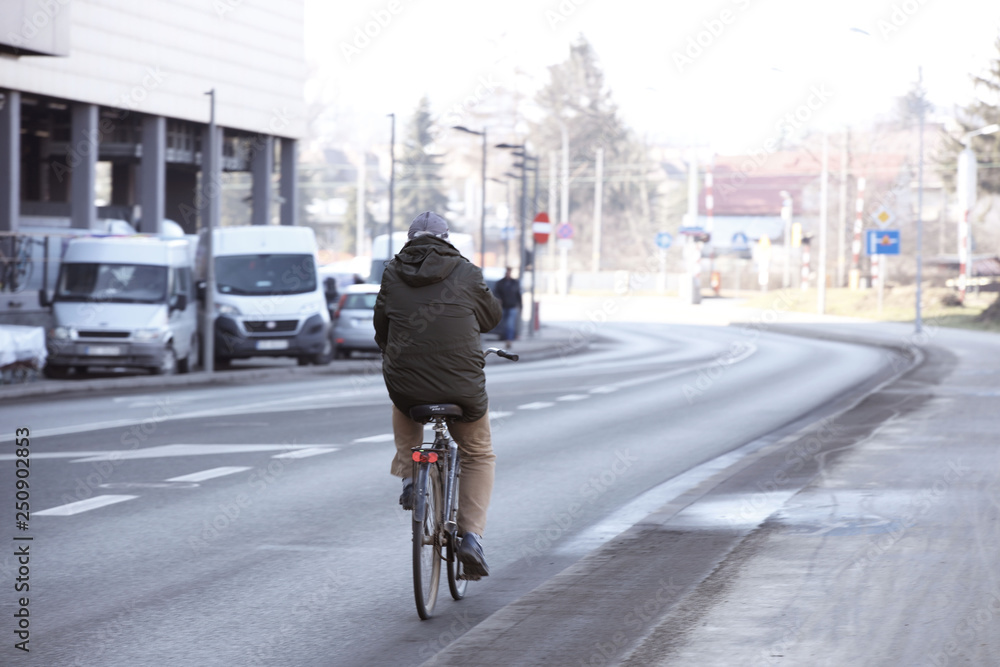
[{"xmin": 411, "ymin": 451, "xmax": 438, "ymax": 463}]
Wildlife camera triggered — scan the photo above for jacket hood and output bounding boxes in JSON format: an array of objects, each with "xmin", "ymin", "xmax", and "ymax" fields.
[{"xmin": 394, "ymin": 236, "xmax": 464, "ymax": 287}]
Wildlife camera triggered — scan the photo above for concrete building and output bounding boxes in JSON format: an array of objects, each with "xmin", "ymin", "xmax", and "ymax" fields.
[{"xmin": 0, "ymin": 0, "xmax": 305, "ymax": 237}]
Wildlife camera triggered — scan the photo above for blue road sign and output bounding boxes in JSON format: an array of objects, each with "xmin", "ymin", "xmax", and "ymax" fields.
[
  {"xmin": 655, "ymin": 232, "xmax": 673, "ymax": 249},
  {"xmin": 556, "ymin": 223, "xmax": 574, "ymax": 240},
  {"xmin": 732, "ymin": 232, "xmax": 749, "ymax": 250},
  {"xmin": 865, "ymin": 229, "xmax": 900, "ymax": 255}
]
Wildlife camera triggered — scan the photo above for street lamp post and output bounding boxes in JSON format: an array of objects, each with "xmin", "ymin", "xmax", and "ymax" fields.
[
  {"xmin": 387, "ymin": 113, "xmax": 396, "ymax": 263},
  {"xmin": 453, "ymin": 126, "xmax": 487, "ymax": 267},
  {"xmin": 497, "ymin": 143, "xmax": 538, "ymax": 337},
  {"xmin": 780, "ymin": 190, "xmax": 792, "ymax": 289}
]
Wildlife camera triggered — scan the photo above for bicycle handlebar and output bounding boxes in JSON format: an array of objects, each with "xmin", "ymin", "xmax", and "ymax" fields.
[{"xmin": 484, "ymin": 347, "xmax": 519, "ymax": 362}]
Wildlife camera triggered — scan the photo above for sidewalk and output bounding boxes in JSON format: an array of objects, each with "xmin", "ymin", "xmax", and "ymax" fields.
[
  {"xmin": 423, "ymin": 321, "xmax": 1000, "ymax": 667},
  {"xmin": 0, "ymin": 323, "xmax": 584, "ymax": 403}
]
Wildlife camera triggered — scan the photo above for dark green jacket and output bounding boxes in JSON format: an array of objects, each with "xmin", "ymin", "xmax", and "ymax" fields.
[{"xmin": 374, "ymin": 236, "xmax": 502, "ymax": 422}]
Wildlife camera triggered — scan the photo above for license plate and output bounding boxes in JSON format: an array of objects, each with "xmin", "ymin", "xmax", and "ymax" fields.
[
  {"xmin": 256, "ymin": 339, "xmax": 289, "ymax": 351},
  {"xmin": 85, "ymin": 345, "xmax": 122, "ymax": 356}
]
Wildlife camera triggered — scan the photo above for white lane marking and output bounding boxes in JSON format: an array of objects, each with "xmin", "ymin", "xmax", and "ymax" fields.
[
  {"xmin": 353, "ymin": 434, "xmax": 395, "ymax": 443},
  {"xmin": 518, "ymin": 402, "xmax": 555, "ymax": 410},
  {"xmin": 590, "ymin": 386, "xmax": 618, "ymax": 394},
  {"xmin": 272, "ymin": 447, "xmax": 339, "ymax": 459},
  {"xmin": 0, "ymin": 451, "xmax": 109, "ymax": 461},
  {"xmin": 489, "ymin": 411, "xmax": 514, "ymax": 420},
  {"xmin": 36, "ymin": 495, "xmax": 137, "ymax": 516},
  {"xmin": 166, "ymin": 466, "xmax": 251, "ymax": 483},
  {"xmin": 557, "ymin": 394, "xmax": 590, "ymax": 401},
  {"xmin": 67, "ymin": 444, "xmax": 333, "ymax": 463}
]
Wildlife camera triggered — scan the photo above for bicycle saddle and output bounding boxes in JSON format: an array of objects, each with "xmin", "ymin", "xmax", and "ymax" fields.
[{"xmin": 409, "ymin": 404, "xmax": 464, "ymax": 423}]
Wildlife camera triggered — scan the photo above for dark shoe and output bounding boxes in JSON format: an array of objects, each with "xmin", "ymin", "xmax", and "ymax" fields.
[
  {"xmin": 457, "ymin": 532, "xmax": 490, "ymax": 577},
  {"xmin": 399, "ymin": 479, "xmax": 414, "ymax": 510}
]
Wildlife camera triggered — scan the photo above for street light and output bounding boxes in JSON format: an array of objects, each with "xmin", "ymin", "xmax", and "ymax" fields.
[
  {"xmin": 387, "ymin": 113, "xmax": 395, "ymax": 263},
  {"xmin": 780, "ymin": 190, "xmax": 792, "ymax": 288},
  {"xmin": 496, "ymin": 143, "xmax": 539, "ymax": 338},
  {"xmin": 453, "ymin": 125, "xmax": 487, "ymax": 267}
]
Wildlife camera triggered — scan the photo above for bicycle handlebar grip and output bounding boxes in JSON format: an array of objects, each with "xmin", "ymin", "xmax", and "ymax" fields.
[{"xmin": 498, "ymin": 350, "xmax": 519, "ymax": 361}]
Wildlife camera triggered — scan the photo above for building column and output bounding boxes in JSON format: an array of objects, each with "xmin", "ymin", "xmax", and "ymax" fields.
[
  {"xmin": 0, "ymin": 90, "xmax": 20, "ymax": 233},
  {"xmin": 251, "ymin": 135, "xmax": 273, "ymax": 225},
  {"xmin": 140, "ymin": 115, "xmax": 166, "ymax": 234},
  {"xmin": 70, "ymin": 103, "xmax": 98, "ymax": 230},
  {"xmin": 280, "ymin": 137, "xmax": 297, "ymax": 226}
]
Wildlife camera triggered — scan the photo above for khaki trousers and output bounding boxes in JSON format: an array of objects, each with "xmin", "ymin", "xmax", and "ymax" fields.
[{"xmin": 391, "ymin": 405, "xmax": 495, "ymax": 537}]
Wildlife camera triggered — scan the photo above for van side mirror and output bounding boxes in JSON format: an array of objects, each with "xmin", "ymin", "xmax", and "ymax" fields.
[
  {"xmin": 171, "ymin": 293, "xmax": 188, "ymax": 312},
  {"xmin": 38, "ymin": 290, "xmax": 51, "ymax": 308}
]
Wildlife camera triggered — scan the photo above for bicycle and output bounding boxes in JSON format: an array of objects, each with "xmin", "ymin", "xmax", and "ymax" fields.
[{"xmin": 408, "ymin": 346, "xmax": 518, "ymax": 620}]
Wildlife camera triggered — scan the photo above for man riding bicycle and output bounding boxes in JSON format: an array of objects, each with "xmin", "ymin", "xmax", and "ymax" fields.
[{"xmin": 374, "ymin": 211, "xmax": 502, "ymax": 577}]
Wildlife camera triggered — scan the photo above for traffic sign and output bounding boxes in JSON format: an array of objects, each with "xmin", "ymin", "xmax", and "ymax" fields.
[
  {"xmin": 533, "ymin": 212, "xmax": 551, "ymax": 244},
  {"xmin": 655, "ymin": 231, "xmax": 673, "ymax": 249},
  {"xmin": 556, "ymin": 223, "xmax": 574, "ymax": 240},
  {"xmin": 865, "ymin": 229, "xmax": 900, "ymax": 255},
  {"xmin": 870, "ymin": 206, "xmax": 895, "ymax": 228},
  {"xmin": 731, "ymin": 232, "xmax": 749, "ymax": 250}
]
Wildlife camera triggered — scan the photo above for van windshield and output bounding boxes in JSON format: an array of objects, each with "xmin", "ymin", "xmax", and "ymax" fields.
[
  {"xmin": 55, "ymin": 263, "xmax": 168, "ymax": 304},
  {"xmin": 215, "ymin": 254, "xmax": 317, "ymax": 296}
]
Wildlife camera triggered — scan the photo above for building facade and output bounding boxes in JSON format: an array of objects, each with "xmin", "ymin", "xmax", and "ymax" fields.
[{"xmin": 0, "ymin": 0, "xmax": 306, "ymax": 236}]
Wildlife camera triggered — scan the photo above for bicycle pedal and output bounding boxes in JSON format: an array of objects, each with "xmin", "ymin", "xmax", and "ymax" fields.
[{"xmin": 457, "ymin": 573, "xmax": 482, "ymax": 581}]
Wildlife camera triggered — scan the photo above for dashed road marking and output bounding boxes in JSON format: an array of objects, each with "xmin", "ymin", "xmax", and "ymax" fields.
[
  {"xmin": 557, "ymin": 394, "xmax": 590, "ymax": 401},
  {"xmin": 272, "ymin": 447, "xmax": 339, "ymax": 459},
  {"xmin": 353, "ymin": 434, "xmax": 395, "ymax": 443},
  {"xmin": 166, "ymin": 466, "xmax": 252, "ymax": 483},
  {"xmin": 36, "ymin": 495, "xmax": 138, "ymax": 516},
  {"xmin": 518, "ymin": 402, "xmax": 555, "ymax": 410}
]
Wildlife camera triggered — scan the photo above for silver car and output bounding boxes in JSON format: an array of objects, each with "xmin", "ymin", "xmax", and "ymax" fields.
[{"xmin": 331, "ymin": 284, "xmax": 381, "ymax": 359}]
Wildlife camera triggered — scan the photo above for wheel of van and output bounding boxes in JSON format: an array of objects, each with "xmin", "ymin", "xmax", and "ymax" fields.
[
  {"xmin": 214, "ymin": 356, "xmax": 231, "ymax": 370},
  {"xmin": 334, "ymin": 346, "xmax": 349, "ymax": 360},
  {"xmin": 311, "ymin": 338, "xmax": 333, "ymax": 366},
  {"xmin": 177, "ymin": 334, "xmax": 198, "ymax": 374},
  {"xmin": 44, "ymin": 364, "xmax": 68, "ymax": 379},
  {"xmin": 155, "ymin": 347, "xmax": 177, "ymax": 375}
]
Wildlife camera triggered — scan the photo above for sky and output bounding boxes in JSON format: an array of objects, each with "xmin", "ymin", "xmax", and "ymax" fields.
[{"xmin": 305, "ymin": 0, "xmax": 1000, "ymax": 154}]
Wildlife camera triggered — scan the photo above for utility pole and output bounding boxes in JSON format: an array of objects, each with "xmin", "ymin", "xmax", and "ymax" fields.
[
  {"xmin": 202, "ymin": 88, "xmax": 217, "ymax": 375},
  {"xmin": 592, "ymin": 147, "xmax": 603, "ymax": 273},
  {"xmin": 387, "ymin": 113, "xmax": 395, "ymax": 261},
  {"xmin": 837, "ymin": 130, "xmax": 848, "ymax": 288},
  {"xmin": 915, "ymin": 67, "xmax": 925, "ymax": 334},
  {"xmin": 818, "ymin": 132, "xmax": 829, "ymax": 314},
  {"xmin": 356, "ymin": 148, "xmax": 366, "ymax": 257}
]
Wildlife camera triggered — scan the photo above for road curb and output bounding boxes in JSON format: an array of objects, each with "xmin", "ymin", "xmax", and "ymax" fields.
[{"xmin": 0, "ymin": 325, "xmax": 590, "ymax": 403}]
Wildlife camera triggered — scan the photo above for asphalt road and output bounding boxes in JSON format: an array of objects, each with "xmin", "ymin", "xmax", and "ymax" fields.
[{"xmin": 0, "ymin": 320, "xmax": 898, "ymax": 666}]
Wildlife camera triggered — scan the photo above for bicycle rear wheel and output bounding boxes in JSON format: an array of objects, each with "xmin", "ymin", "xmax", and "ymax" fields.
[
  {"xmin": 446, "ymin": 460, "xmax": 468, "ymax": 600},
  {"xmin": 413, "ymin": 463, "xmax": 442, "ymax": 620}
]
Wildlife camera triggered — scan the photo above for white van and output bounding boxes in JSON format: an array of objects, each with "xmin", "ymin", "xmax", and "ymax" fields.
[
  {"xmin": 42, "ymin": 236, "xmax": 199, "ymax": 376},
  {"xmin": 198, "ymin": 226, "xmax": 331, "ymax": 367}
]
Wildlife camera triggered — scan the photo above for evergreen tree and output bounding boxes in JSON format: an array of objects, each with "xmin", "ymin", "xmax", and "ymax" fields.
[
  {"xmin": 938, "ymin": 36, "xmax": 1000, "ymax": 194},
  {"xmin": 396, "ymin": 96, "xmax": 449, "ymax": 226},
  {"xmin": 530, "ymin": 36, "xmax": 658, "ymax": 268}
]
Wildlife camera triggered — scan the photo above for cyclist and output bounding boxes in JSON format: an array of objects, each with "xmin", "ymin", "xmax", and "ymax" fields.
[{"xmin": 374, "ymin": 211, "xmax": 502, "ymax": 578}]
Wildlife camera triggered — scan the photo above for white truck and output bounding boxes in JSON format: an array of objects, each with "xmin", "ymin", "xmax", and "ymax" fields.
[
  {"xmin": 197, "ymin": 226, "xmax": 332, "ymax": 367},
  {"xmin": 41, "ymin": 236, "xmax": 199, "ymax": 376}
]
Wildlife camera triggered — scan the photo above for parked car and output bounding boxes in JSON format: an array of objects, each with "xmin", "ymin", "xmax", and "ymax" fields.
[
  {"xmin": 331, "ymin": 284, "xmax": 381, "ymax": 359},
  {"xmin": 40, "ymin": 236, "xmax": 198, "ymax": 376},
  {"xmin": 196, "ymin": 226, "xmax": 331, "ymax": 368}
]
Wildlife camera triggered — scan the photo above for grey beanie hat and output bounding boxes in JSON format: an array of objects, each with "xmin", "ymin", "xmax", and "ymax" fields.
[{"xmin": 407, "ymin": 211, "xmax": 449, "ymax": 240}]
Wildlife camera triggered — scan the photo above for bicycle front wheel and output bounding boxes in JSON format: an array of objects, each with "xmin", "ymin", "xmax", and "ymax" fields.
[{"xmin": 413, "ymin": 463, "xmax": 442, "ymax": 620}]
